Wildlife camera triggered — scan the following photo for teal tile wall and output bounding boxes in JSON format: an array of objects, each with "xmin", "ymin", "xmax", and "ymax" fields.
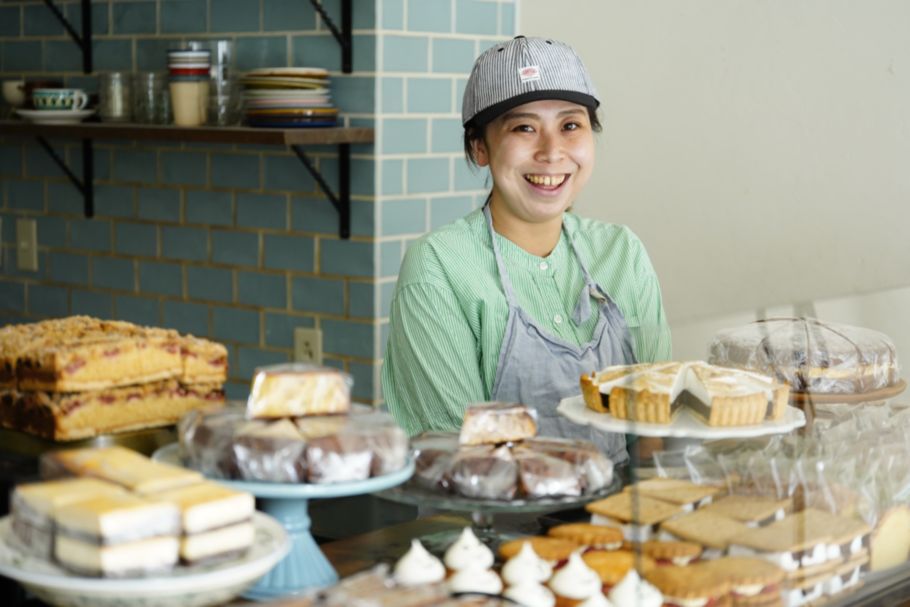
[
  {"xmin": 113, "ymin": 2, "xmax": 157, "ymax": 35},
  {"xmin": 0, "ymin": 0, "xmax": 515, "ymax": 404},
  {"xmin": 408, "ymin": 0, "xmax": 453, "ymax": 33},
  {"xmin": 115, "ymin": 295, "xmax": 160, "ymax": 326}
]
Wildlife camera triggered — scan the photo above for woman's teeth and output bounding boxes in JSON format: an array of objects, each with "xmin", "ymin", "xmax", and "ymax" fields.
[{"xmin": 525, "ymin": 174, "xmax": 567, "ymax": 187}]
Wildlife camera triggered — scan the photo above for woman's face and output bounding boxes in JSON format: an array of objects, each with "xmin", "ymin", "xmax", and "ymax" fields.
[{"xmin": 472, "ymin": 99, "xmax": 595, "ymax": 227}]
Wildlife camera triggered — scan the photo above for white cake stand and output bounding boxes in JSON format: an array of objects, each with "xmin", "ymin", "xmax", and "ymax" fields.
[
  {"xmin": 557, "ymin": 395, "xmax": 807, "ymax": 438},
  {"xmin": 153, "ymin": 443, "xmax": 414, "ymax": 600}
]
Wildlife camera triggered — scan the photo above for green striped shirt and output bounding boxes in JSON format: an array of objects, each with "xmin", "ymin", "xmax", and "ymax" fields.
[{"xmin": 382, "ymin": 208, "xmax": 672, "ymax": 436}]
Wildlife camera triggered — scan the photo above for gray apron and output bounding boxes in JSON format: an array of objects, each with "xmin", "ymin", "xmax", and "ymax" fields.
[{"xmin": 485, "ymin": 205, "xmax": 637, "ymax": 464}]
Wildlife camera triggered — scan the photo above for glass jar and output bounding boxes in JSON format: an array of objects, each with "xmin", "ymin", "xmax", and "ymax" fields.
[{"xmin": 98, "ymin": 72, "xmax": 132, "ymax": 122}]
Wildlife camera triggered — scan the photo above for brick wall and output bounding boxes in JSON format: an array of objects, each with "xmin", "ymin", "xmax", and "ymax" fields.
[{"xmin": 0, "ymin": 0, "xmax": 515, "ymax": 404}]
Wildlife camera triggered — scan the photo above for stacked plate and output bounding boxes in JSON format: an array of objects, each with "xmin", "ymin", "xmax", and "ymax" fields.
[{"xmin": 239, "ymin": 67, "xmax": 338, "ymax": 128}]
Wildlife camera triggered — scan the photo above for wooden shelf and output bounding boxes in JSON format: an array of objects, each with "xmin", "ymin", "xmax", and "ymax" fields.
[
  {"xmin": 0, "ymin": 120, "xmax": 373, "ymax": 146},
  {"xmin": 0, "ymin": 120, "xmax": 373, "ymax": 238}
]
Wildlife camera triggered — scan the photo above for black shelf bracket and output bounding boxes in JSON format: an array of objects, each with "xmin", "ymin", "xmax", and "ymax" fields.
[
  {"xmin": 309, "ymin": 0, "xmax": 353, "ymax": 73},
  {"xmin": 36, "ymin": 137, "xmax": 94, "ymax": 218},
  {"xmin": 292, "ymin": 144, "xmax": 350, "ymax": 239},
  {"xmin": 42, "ymin": 0, "xmax": 92, "ymax": 74}
]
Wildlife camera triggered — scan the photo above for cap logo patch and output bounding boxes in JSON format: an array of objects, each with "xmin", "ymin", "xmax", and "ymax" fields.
[{"xmin": 519, "ymin": 65, "xmax": 541, "ymax": 83}]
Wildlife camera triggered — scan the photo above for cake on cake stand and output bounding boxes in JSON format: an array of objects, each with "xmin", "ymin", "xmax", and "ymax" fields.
[{"xmin": 153, "ymin": 443, "xmax": 414, "ymax": 600}]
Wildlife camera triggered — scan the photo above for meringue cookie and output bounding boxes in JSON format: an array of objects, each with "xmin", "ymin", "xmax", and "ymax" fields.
[
  {"xmin": 501, "ymin": 541, "xmax": 553, "ymax": 585},
  {"xmin": 447, "ymin": 566, "xmax": 503, "ymax": 594},
  {"xmin": 393, "ymin": 539, "xmax": 445, "ymax": 586},
  {"xmin": 578, "ymin": 593, "xmax": 615, "ymax": 607},
  {"xmin": 608, "ymin": 569, "xmax": 662, "ymax": 607},
  {"xmin": 503, "ymin": 581, "xmax": 556, "ymax": 607},
  {"xmin": 444, "ymin": 526, "xmax": 494, "ymax": 571},
  {"xmin": 548, "ymin": 551, "xmax": 602, "ymax": 601}
]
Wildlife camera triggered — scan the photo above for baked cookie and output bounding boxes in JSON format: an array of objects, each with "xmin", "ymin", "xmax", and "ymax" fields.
[
  {"xmin": 498, "ymin": 536, "xmax": 578, "ymax": 563},
  {"xmin": 547, "ymin": 523, "xmax": 623, "ymax": 550},
  {"xmin": 581, "ymin": 549, "xmax": 656, "ymax": 587}
]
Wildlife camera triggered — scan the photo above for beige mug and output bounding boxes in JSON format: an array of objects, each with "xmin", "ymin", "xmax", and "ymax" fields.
[{"xmin": 170, "ymin": 80, "xmax": 209, "ymax": 127}]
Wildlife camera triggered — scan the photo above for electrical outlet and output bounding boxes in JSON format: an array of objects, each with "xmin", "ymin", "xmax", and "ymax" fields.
[
  {"xmin": 16, "ymin": 218, "xmax": 38, "ymax": 272},
  {"xmin": 293, "ymin": 328, "xmax": 323, "ymax": 365}
]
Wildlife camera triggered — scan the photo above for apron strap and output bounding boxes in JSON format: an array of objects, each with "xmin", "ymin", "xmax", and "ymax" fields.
[
  {"xmin": 483, "ymin": 204, "xmax": 520, "ymax": 306},
  {"xmin": 567, "ymin": 232, "xmax": 606, "ymax": 325}
]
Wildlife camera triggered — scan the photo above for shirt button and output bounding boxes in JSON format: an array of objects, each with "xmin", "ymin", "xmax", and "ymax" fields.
[
  {"xmin": 539, "ymin": 261, "xmax": 549, "ymax": 271},
  {"xmin": 554, "ymin": 314, "xmax": 563, "ymax": 325}
]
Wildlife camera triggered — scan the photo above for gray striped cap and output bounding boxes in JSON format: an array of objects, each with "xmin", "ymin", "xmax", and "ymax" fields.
[{"xmin": 462, "ymin": 36, "xmax": 600, "ymax": 127}]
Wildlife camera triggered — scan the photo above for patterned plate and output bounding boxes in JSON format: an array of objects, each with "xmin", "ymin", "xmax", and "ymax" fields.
[{"xmin": 0, "ymin": 513, "xmax": 289, "ymax": 607}]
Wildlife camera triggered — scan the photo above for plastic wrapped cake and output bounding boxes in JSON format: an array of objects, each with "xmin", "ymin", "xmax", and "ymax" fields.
[
  {"xmin": 179, "ymin": 405, "xmax": 409, "ymax": 484},
  {"xmin": 411, "ymin": 403, "xmax": 614, "ymax": 501},
  {"xmin": 709, "ymin": 317, "xmax": 901, "ymax": 394}
]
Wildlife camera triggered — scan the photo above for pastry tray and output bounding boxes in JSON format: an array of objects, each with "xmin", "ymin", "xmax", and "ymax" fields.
[{"xmin": 557, "ymin": 395, "xmax": 807, "ymax": 439}]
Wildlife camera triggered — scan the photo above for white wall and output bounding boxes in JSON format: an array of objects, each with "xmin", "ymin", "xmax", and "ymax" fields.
[{"xmin": 520, "ymin": 1, "xmax": 910, "ymax": 329}]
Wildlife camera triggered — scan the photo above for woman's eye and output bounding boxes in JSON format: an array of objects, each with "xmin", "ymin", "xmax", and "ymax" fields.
[
  {"xmin": 512, "ymin": 124, "xmax": 534, "ymax": 133},
  {"xmin": 563, "ymin": 122, "xmax": 581, "ymax": 131}
]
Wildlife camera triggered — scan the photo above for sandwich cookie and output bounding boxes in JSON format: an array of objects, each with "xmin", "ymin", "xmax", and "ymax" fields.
[
  {"xmin": 623, "ymin": 478, "xmax": 720, "ymax": 512},
  {"xmin": 701, "ymin": 495, "xmax": 790, "ymax": 528},
  {"xmin": 581, "ymin": 549, "xmax": 657, "ymax": 588},
  {"xmin": 702, "ymin": 556, "xmax": 785, "ymax": 607},
  {"xmin": 499, "ymin": 536, "xmax": 579, "ymax": 564},
  {"xmin": 548, "ymin": 522, "xmax": 624, "ymax": 550},
  {"xmin": 645, "ymin": 563, "xmax": 731, "ymax": 607},
  {"xmin": 585, "ymin": 492, "xmax": 683, "ymax": 542},
  {"xmin": 658, "ymin": 509, "xmax": 753, "ymax": 559}
]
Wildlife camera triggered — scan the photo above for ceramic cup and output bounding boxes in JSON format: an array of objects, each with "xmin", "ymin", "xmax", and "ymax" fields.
[
  {"xmin": 32, "ymin": 88, "xmax": 88, "ymax": 111},
  {"xmin": 2, "ymin": 80, "xmax": 25, "ymax": 107}
]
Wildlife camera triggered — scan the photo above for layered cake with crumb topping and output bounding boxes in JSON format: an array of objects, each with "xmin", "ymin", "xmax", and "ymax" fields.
[{"xmin": 0, "ymin": 316, "xmax": 228, "ymax": 440}]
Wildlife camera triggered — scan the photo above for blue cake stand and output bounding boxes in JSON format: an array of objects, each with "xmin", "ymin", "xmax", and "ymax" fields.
[{"xmin": 153, "ymin": 443, "xmax": 414, "ymax": 601}]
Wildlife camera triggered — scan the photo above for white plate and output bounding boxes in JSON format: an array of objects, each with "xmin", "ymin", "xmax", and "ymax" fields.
[
  {"xmin": 245, "ymin": 67, "xmax": 329, "ymax": 78},
  {"xmin": 557, "ymin": 394, "xmax": 806, "ymax": 438},
  {"xmin": 16, "ymin": 108, "xmax": 95, "ymax": 125},
  {"xmin": 0, "ymin": 512, "xmax": 289, "ymax": 607}
]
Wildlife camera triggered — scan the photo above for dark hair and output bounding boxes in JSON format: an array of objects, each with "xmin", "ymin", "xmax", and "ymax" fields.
[{"xmin": 463, "ymin": 106, "xmax": 602, "ymax": 168}]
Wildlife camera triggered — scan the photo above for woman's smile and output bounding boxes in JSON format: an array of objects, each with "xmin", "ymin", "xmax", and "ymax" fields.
[{"xmin": 524, "ymin": 173, "xmax": 569, "ymax": 190}]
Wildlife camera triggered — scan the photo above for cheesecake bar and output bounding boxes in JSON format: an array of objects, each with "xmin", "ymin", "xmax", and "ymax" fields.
[
  {"xmin": 151, "ymin": 481, "xmax": 255, "ymax": 564},
  {"xmin": 246, "ymin": 364, "xmax": 351, "ymax": 418},
  {"xmin": 10, "ymin": 477, "xmax": 127, "ymax": 558},
  {"xmin": 53, "ymin": 493, "xmax": 181, "ymax": 577},
  {"xmin": 458, "ymin": 402, "xmax": 538, "ymax": 445},
  {"xmin": 42, "ymin": 446, "xmax": 203, "ymax": 494}
]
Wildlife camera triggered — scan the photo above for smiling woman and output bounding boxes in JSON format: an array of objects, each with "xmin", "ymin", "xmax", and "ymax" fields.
[{"xmin": 382, "ymin": 36, "xmax": 672, "ymax": 465}]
